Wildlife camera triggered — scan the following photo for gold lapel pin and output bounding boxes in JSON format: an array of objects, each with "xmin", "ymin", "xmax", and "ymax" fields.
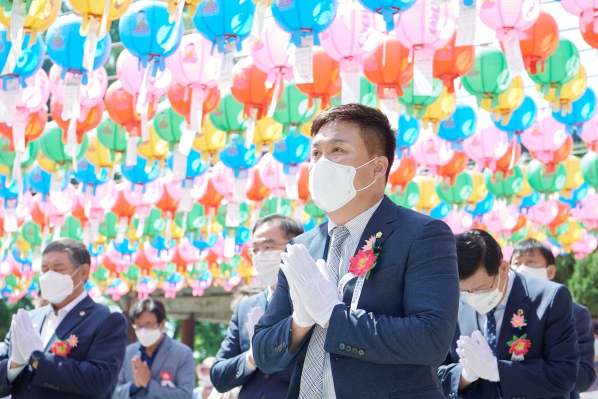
[
  {"xmin": 79, "ymin": 311, "xmax": 85, "ymax": 317},
  {"xmin": 375, "ymin": 232, "xmax": 382, "ymax": 239}
]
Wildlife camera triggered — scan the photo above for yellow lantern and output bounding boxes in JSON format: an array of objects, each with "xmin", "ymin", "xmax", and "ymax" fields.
[
  {"xmin": 0, "ymin": 0, "xmax": 61, "ymax": 44},
  {"xmin": 86, "ymin": 129, "xmax": 121, "ymax": 173},
  {"xmin": 163, "ymin": 0, "xmax": 202, "ymax": 22},
  {"xmin": 540, "ymin": 65, "xmax": 587, "ymax": 115},
  {"xmin": 14, "ymin": 234, "xmax": 31, "ymax": 253},
  {"xmin": 527, "ymin": 221, "xmax": 547, "ymax": 242},
  {"xmin": 0, "ymin": 164, "xmax": 9, "ymax": 176},
  {"xmin": 37, "ymin": 151, "xmax": 59, "ymax": 173},
  {"xmin": 138, "ymin": 125, "xmax": 169, "ymax": 168},
  {"xmin": 481, "ymin": 76, "xmax": 524, "ymax": 125},
  {"xmin": 168, "ymin": 218, "xmax": 185, "ymax": 241},
  {"xmin": 557, "ymin": 218, "xmax": 583, "ymax": 252},
  {"xmin": 236, "ymin": 257, "xmax": 255, "ymax": 283},
  {"xmin": 465, "ymin": 169, "xmax": 487, "ymax": 204},
  {"xmin": 414, "ymin": 175, "xmax": 440, "ymax": 213},
  {"xmin": 301, "ymin": 107, "xmax": 324, "ymax": 138},
  {"xmin": 421, "ymin": 87, "xmax": 456, "ymax": 133},
  {"xmin": 69, "ymin": 0, "xmax": 132, "ymax": 36},
  {"xmin": 561, "ymin": 155, "xmax": 583, "ymax": 195},
  {"xmin": 512, "ymin": 164, "xmax": 533, "ymax": 205},
  {"xmin": 253, "ymin": 117, "xmax": 282, "ymax": 153},
  {"xmin": 193, "ymin": 118, "xmax": 227, "ymax": 164}
]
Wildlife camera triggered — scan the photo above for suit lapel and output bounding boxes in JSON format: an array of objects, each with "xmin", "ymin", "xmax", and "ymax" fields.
[
  {"xmin": 496, "ymin": 273, "xmax": 530, "ymax": 360},
  {"xmin": 45, "ymin": 296, "xmax": 95, "ymax": 351},
  {"xmin": 458, "ymin": 300, "xmax": 479, "ymax": 338},
  {"xmin": 150, "ymin": 335, "xmax": 172, "ymax": 375},
  {"xmin": 309, "ymin": 223, "xmax": 331, "ymax": 261}
]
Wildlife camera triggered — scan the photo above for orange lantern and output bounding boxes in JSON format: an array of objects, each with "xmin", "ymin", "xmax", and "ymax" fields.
[
  {"xmin": 198, "ymin": 176, "xmax": 224, "ymax": 214},
  {"xmin": 518, "ymin": 11, "xmax": 559, "ymax": 75},
  {"xmin": 530, "ymin": 134, "xmax": 572, "ymax": 174},
  {"xmin": 231, "ymin": 58, "xmax": 278, "ymax": 120},
  {"xmin": 297, "ymin": 163, "xmax": 310, "ymax": 204},
  {"xmin": 105, "ymin": 81, "xmax": 157, "ymax": 137},
  {"xmin": 581, "ymin": 22, "xmax": 598, "ymax": 49},
  {"xmin": 363, "ymin": 36, "xmax": 412, "ymax": 98},
  {"xmin": 30, "ymin": 196, "xmax": 46, "ymax": 227},
  {"xmin": 0, "ymin": 108, "xmax": 46, "ymax": 151},
  {"xmin": 388, "ymin": 155, "xmax": 417, "ymax": 193},
  {"xmin": 72, "ymin": 201, "xmax": 88, "ymax": 225},
  {"xmin": 438, "ymin": 151, "xmax": 468, "ymax": 186},
  {"xmin": 494, "ymin": 142, "xmax": 522, "ymax": 180},
  {"xmin": 112, "ymin": 186, "xmax": 136, "ymax": 220},
  {"xmin": 547, "ymin": 201, "xmax": 570, "ymax": 234},
  {"xmin": 167, "ymin": 82, "xmax": 220, "ymax": 124},
  {"xmin": 50, "ymin": 98, "xmax": 104, "ymax": 144},
  {"xmin": 296, "ymin": 48, "xmax": 341, "ymax": 109},
  {"xmin": 433, "ymin": 35, "xmax": 474, "ymax": 93},
  {"xmin": 135, "ymin": 249, "xmax": 154, "ymax": 275},
  {"xmin": 102, "ymin": 256, "xmax": 119, "ymax": 277},
  {"xmin": 155, "ymin": 188, "xmax": 179, "ymax": 218},
  {"xmin": 247, "ymin": 167, "xmax": 271, "ymax": 203}
]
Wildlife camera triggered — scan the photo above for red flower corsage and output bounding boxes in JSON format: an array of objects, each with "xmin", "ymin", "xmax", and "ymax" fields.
[
  {"xmin": 50, "ymin": 334, "xmax": 79, "ymax": 357},
  {"xmin": 160, "ymin": 371, "xmax": 173, "ymax": 382},
  {"xmin": 349, "ymin": 234, "xmax": 381, "ymax": 279},
  {"xmin": 507, "ymin": 334, "xmax": 531, "ymax": 357}
]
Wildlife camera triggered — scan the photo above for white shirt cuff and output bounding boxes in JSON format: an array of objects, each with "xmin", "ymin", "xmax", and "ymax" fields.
[
  {"xmin": 244, "ymin": 349, "xmax": 257, "ymax": 375},
  {"xmin": 7, "ymin": 362, "xmax": 26, "ymax": 382}
]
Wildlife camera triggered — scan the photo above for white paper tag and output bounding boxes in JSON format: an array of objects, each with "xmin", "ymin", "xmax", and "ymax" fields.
[
  {"xmin": 66, "ymin": 118, "xmax": 78, "ymax": 157},
  {"xmin": 225, "ymin": 202, "xmax": 241, "ymax": 228},
  {"xmin": 164, "ymin": 0, "xmax": 185, "ymax": 52},
  {"xmin": 455, "ymin": 0, "xmax": 477, "ymax": 46},
  {"xmin": 267, "ymin": 75, "xmax": 282, "ymax": 118},
  {"xmin": 136, "ymin": 58, "xmax": 154, "ymax": 114},
  {"xmin": 190, "ymin": 88, "xmax": 204, "ymax": 132},
  {"xmin": 32, "ymin": 251, "xmax": 41, "ymax": 272},
  {"xmin": 293, "ymin": 203, "xmax": 304, "ymax": 222},
  {"xmin": 218, "ymin": 49, "xmax": 234, "ymax": 90},
  {"xmin": 9, "ymin": 0, "xmax": 25, "ymax": 58},
  {"xmin": 250, "ymin": 202, "xmax": 261, "ymax": 229},
  {"xmin": 503, "ymin": 30, "xmax": 525, "ymax": 77},
  {"xmin": 233, "ymin": 171, "xmax": 248, "ymax": 203},
  {"xmin": 413, "ymin": 49, "xmax": 434, "ymax": 96},
  {"xmin": 99, "ymin": 0, "xmax": 111, "ymax": 38},
  {"xmin": 173, "ymin": 145, "xmax": 188, "ymax": 180},
  {"xmin": 115, "ymin": 217, "xmax": 128, "ymax": 244},
  {"xmin": 1, "ymin": 47, "xmax": 19, "ymax": 76},
  {"xmin": 11, "ymin": 150, "xmax": 21, "ymax": 183},
  {"xmin": 179, "ymin": 185, "xmax": 192, "ymax": 212},
  {"xmin": 82, "ymin": 24, "xmax": 99, "ymax": 72},
  {"xmin": 0, "ymin": 78, "xmax": 19, "ymax": 123},
  {"xmin": 4, "ymin": 201, "xmax": 17, "ymax": 233},
  {"xmin": 293, "ymin": 37, "xmax": 314, "ymax": 84},
  {"xmin": 83, "ymin": 224, "xmax": 90, "ymax": 247},
  {"xmin": 245, "ymin": 109, "xmax": 257, "ymax": 147},
  {"xmin": 12, "ymin": 111, "xmax": 26, "ymax": 153},
  {"xmin": 62, "ymin": 74, "xmax": 82, "ymax": 120},
  {"xmin": 126, "ymin": 135, "xmax": 138, "ymax": 167},
  {"xmin": 179, "ymin": 124, "xmax": 196, "ymax": 156},
  {"xmin": 434, "ymin": 0, "xmax": 451, "ymax": 4},
  {"xmin": 249, "ymin": 0, "xmax": 268, "ymax": 43},
  {"xmin": 135, "ymin": 214, "xmax": 145, "ymax": 238},
  {"xmin": 285, "ymin": 167, "xmax": 299, "ymax": 200},
  {"xmin": 140, "ymin": 109, "xmax": 149, "ymax": 141},
  {"xmin": 50, "ymin": 170, "xmax": 64, "ymax": 203},
  {"xmin": 341, "ymin": 68, "xmax": 361, "ymax": 105},
  {"xmin": 224, "ymin": 231, "xmax": 236, "ymax": 258},
  {"xmin": 91, "ymin": 218, "xmax": 100, "ymax": 241},
  {"xmin": 380, "ymin": 94, "xmax": 398, "ymax": 130},
  {"xmin": 52, "ymin": 224, "xmax": 62, "ymax": 241}
]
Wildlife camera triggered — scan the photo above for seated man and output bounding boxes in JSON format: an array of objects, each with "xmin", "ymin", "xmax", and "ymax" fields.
[
  {"xmin": 438, "ymin": 229, "xmax": 580, "ymax": 399},
  {"xmin": 211, "ymin": 215, "xmax": 304, "ymax": 399},
  {"xmin": 0, "ymin": 238, "xmax": 129, "ymax": 398},
  {"xmin": 512, "ymin": 238, "xmax": 596, "ymax": 399},
  {"xmin": 113, "ymin": 298, "xmax": 195, "ymax": 399}
]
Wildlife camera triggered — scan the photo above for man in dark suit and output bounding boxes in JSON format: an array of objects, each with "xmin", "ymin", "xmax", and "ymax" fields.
[
  {"xmin": 0, "ymin": 238, "xmax": 128, "ymax": 399},
  {"xmin": 438, "ymin": 230, "xmax": 580, "ymax": 399},
  {"xmin": 511, "ymin": 238, "xmax": 596, "ymax": 399},
  {"xmin": 253, "ymin": 103, "xmax": 460, "ymax": 399},
  {"xmin": 211, "ymin": 215, "xmax": 304, "ymax": 399}
]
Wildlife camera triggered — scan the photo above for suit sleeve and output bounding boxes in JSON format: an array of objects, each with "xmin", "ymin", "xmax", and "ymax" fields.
[
  {"xmin": 32, "ymin": 311, "xmax": 128, "ymax": 397},
  {"xmin": 253, "ymin": 266, "xmax": 313, "ymax": 374},
  {"xmin": 211, "ymin": 301, "xmax": 255, "ymax": 392},
  {"xmin": 146, "ymin": 346, "xmax": 195, "ymax": 399},
  {"xmin": 497, "ymin": 285, "xmax": 580, "ymax": 398},
  {"xmin": 324, "ymin": 218, "xmax": 460, "ymax": 366},
  {"xmin": 111, "ymin": 350, "xmax": 133, "ymax": 399},
  {"xmin": 573, "ymin": 304, "xmax": 596, "ymax": 393}
]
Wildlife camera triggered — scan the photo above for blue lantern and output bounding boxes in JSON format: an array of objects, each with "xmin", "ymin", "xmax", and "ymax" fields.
[
  {"xmin": 119, "ymin": 0, "xmax": 183, "ymax": 75},
  {"xmin": 560, "ymin": 183, "xmax": 589, "ymax": 207},
  {"xmin": 113, "ymin": 238, "xmax": 139, "ymax": 258},
  {"xmin": 438, "ymin": 104, "xmax": 476, "ymax": 150},
  {"xmin": 193, "ymin": 0, "xmax": 255, "ymax": 53},
  {"xmin": 46, "ymin": 14, "xmax": 111, "ymax": 82},
  {"xmin": 494, "ymin": 96, "xmax": 537, "ymax": 143},
  {"xmin": 192, "ymin": 233, "xmax": 218, "ymax": 251},
  {"xmin": 358, "ymin": 0, "xmax": 416, "ymax": 31},
  {"xmin": 396, "ymin": 113, "xmax": 420, "ymax": 158},
  {"xmin": 220, "ymin": 136, "xmax": 259, "ymax": 177},
  {"xmin": 553, "ymin": 88, "xmax": 597, "ymax": 135},
  {"xmin": 26, "ymin": 164, "xmax": 70, "ymax": 200},
  {"xmin": 519, "ymin": 192, "xmax": 542, "ymax": 209},
  {"xmin": 235, "ymin": 226, "xmax": 251, "ymax": 246},
  {"xmin": 272, "ymin": 131, "xmax": 310, "ymax": 174},
  {"xmin": 166, "ymin": 148, "xmax": 209, "ymax": 180},
  {"xmin": 0, "ymin": 28, "xmax": 45, "ymax": 86},
  {"xmin": 465, "ymin": 193, "xmax": 495, "ymax": 218},
  {"xmin": 120, "ymin": 155, "xmax": 160, "ymax": 186},
  {"xmin": 73, "ymin": 158, "xmax": 109, "ymax": 194},
  {"xmin": 430, "ymin": 201, "xmax": 451, "ymax": 219},
  {"xmin": 272, "ymin": 0, "xmax": 338, "ymax": 46}
]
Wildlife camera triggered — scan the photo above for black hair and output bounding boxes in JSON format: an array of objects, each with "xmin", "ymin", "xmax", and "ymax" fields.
[
  {"xmin": 252, "ymin": 214, "xmax": 304, "ymax": 239},
  {"xmin": 43, "ymin": 238, "xmax": 91, "ymax": 269},
  {"xmin": 129, "ymin": 298, "xmax": 167, "ymax": 324},
  {"xmin": 310, "ymin": 103, "xmax": 397, "ymax": 181},
  {"xmin": 512, "ymin": 238, "xmax": 556, "ymax": 267},
  {"xmin": 455, "ymin": 229, "xmax": 503, "ymax": 280}
]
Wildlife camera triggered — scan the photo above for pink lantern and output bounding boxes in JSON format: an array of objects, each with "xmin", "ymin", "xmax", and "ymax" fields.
[
  {"xmin": 524, "ymin": 198, "xmax": 560, "ymax": 225},
  {"xmin": 223, "ymin": 272, "xmax": 243, "ymax": 292},
  {"xmin": 483, "ymin": 204, "xmax": 522, "ymax": 238},
  {"xmin": 258, "ymin": 153, "xmax": 286, "ymax": 195},
  {"xmin": 136, "ymin": 276, "xmax": 158, "ymax": 299},
  {"xmin": 250, "ymin": 21, "xmax": 293, "ymax": 88},
  {"xmin": 0, "ymin": 194, "xmax": 32, "ymax": 226},
  {"xmin": 463, "ymin": 125, "xmax": 510, "ymax": 171},
  {"xmin": 579, "ymin": 111, "xmax": 598, "ymax": 152},
  {"xmin": 189, "ymin": 275, "xmax": 213, "ymax": 297},
  {"xmin": 571, "ymin": 190, "xmax": 598, "ymax": 229},
  {"xmin": 107, "ymin": 279, "xmax": 130, "ymax": 301},
  {"xmin": 143, "ymin": 240, "xmax": 175, "ymax": 265},
  {"xmin": 50, "ymin": 65, "xmax": 108, "ymax": 109},
  {"xmin": 210, "ymin": 161, "xmax": 253, "ymax": 201},
  {"xmin": 570, "ymin": 231, "xmax": 598, "ymax": 259},
  {"xmin": 478, "ymin": 0, "xmax": 540, "ymax": 40},
  {"xmin": 165, "ymin": 174, "xmax": 209, "ymax": 212},
  {"xmin": 16, "ymin": 69, "xmax": 50, "ymax": 114},
  {"xmin": 559, "ymin": 0, "xmax": 598, "ymax": 33},
  {"xmin": 208, "ymin": 236, "xmax": 226, "ymax": 258},
  {"xmin": 117, "ymin": 50, "xmax": 173, "ymax": 99},
  {"xmin": 410, "ymin": 128, "xmax": 454, "ymax": 176},
  {"xmin": 177, "ymin": 238, "xmax": 201, "ymax": 264},
  {"xmin": 521, "ymin": 117, "xmax": 567, "ymax": 166},
  {"xmin": 162, "ymin": 273, "xmax": 185, "ymax": 298},
  {"xmin": 37, "ymin": 186, "xmax": 78, "ymax": 235},
  {"xmin": 107, "ymin": 244, "xmax": 138, "ymax": 273},
  {"xmin": 443, "ymin": 209, "xmax": 474, "ymax": 234},
  {"xmin": 502, "ymin": 245, "xmax": 514, "ymax": 262}
]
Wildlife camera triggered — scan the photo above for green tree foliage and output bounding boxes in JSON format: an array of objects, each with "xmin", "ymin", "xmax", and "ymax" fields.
[
  {"xmin": 193, "ymin": 321, "xmax": 228, "ymax": 363},
  {"xmin": 0, "ymin": 299, "xmax": 34, "ymax": 341},
  {"xmin": 569, "ymin": 250, "xmax": 598, "ymax": 317},
  {"xmin": 554, "ymin": 253, "xmax": 576, "ymax": 286}
]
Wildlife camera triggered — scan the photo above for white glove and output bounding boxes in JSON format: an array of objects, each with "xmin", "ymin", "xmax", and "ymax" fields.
[
  {"xmin": 245, "ymin": 307, "xmax": 265, "ymax": 341},
  {"xmin": 456, "ymin": 335, "xmax": 479, "ymax": 382},
  {"xmin": 281, "ymin": 244, "xmax": 343, "ymax": 328},
  {"xmin": 14, "ymin": 309, "xmax": 43, "ymax": 359},
  {"xmin": 458, "ymin": 330, "xmax": 500, "ymax": 382},
  {"xmin": 288, "ymin": 280, "xmax": 316, "ymax": 328},
  {"xmin": 9, "ymin": 317, "xmax": 28, "ymax": 366}
]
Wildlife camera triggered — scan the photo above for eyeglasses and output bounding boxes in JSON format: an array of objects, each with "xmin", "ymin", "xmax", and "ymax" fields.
[
  {"xmin": 133, "ymin": 322, "xmax": 159, "ymax": 330},
  {"xmin": 462, "ymin": 274, "xmax": 498, "ymax": 295},
  {"xmin": 248, "ymin": 242, "xmax": 287, "ymax": 258}
]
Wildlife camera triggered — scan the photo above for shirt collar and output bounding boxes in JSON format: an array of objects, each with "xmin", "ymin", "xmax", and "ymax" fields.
[
  {"xmin": 46, "ymin": 290, "xmax": 88, "ymax": 317},
  {"xmin": 327, "ymin": 198, "xmax": 383, "ymax": 238},
  {"xmin": 496, "ymin": 270, "xmax": 515, "ymax": 311},
  {"xmin": 140, "ymin": 333, "xmax": 166, "ymax": 358},
  {"xmin": 267, "ymin": 286, "xmax": 274, "ymax": 301}
]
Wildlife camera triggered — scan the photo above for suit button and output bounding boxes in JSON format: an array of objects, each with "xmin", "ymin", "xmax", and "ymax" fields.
[
  {"xmin": 339, "ymin": 343, "xmax": 345, "ymax": 350},
  {"xmin": 345, "ymin": 345, "xmax": 352, "ymax": 352},
  {"xmin": 358, "ymin": 350, "xmax": 364, "ymax": 356},
  {"xmin": 27, "ymin": 385, "xmax": 32, "ymax": 390},
  {"xmin": 264, "ymin": 374, "xmax": 270, "ymax": 380},
  {"xmin": 352, "ymin": 348, "xmax": 358, "ymax": 354}
]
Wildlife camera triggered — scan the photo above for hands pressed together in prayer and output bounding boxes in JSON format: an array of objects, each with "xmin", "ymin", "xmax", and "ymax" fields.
[
  {"xmin": 9, "ymin": 309, "xmax": 43, "ymax": 370},
  {"xmin": 457, "ymin": 330, "xmax": 500, "ymax": 389}
]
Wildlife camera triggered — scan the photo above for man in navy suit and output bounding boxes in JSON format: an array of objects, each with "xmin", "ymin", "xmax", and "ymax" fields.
[
  {"xmin": 211, "ymin": 215, "xmax": 304, "ymax": 399},
  {"xmin": 438, "ymin": 230, "xmax": 580, "ymax": 399},
  {"xmin": 0, "ymin": 238, "xmax": 128, "ymax": 399},
  {"xmin": 511, "ymin": 238, "xmax": 596, "ymax": 399},
  {"xmin": 253, "ymin": 103, "xmax": 460, "ymax": 399}
]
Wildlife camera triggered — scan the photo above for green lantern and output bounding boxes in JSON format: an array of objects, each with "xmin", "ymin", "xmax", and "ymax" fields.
[
  {"xmin": 132, "ymin": 207, "xmax": 167, "ymax": 238},
  {"xmin": 153, "ymin": 262, "xmax": 176, "ymax": 282},
  {"xmin": 260, "ymin": 197, "xmax": 292, "ymax": 217},
  {"xmin": 461, "ymin": 48, "xmax": 511, "ymax": 108},
  {"xmin": 209, "ymin": 93, "xmax": 247, "ymax": 134},
  {"xmin": 152, "ymin": 107, "xmax": 186, "ymax": 151},
  {"xmin": 97, "ymin": 117, "xmax": 127, "ymax": 163},
  {"xmin": 92, "ymin": 264, "xmax": 110, "ymax": 285},
  {"xmin": 39, "ymin": 126, "xmax": 89, "ymax": 168},
  {"xmin": 508, "ymin": 225, "xmax": 528, "ymax": 243},
  {"xmin": 99, "ymin": 212, "xmax": 119, "ymax": 239},
  {"xmin": 174, "ymin": 203, "xmax": 207, "ymax": 233},
  {"xmin": 398, "ymin": 78, "xmax": 443, "ymax": 118},
  {"xmin": 0, "ymin": 136, "xmax": 38, "ymax": 174},
  {"xmin": 435, "ymin": 172, "xmax": 473, "ymax": 207},
  {"xmin": 216, "ymin": 202, "xmax": 250, "ymax": 228},
  {"xmin": 483, "ymin": 165, "xmax": 524, "ymax": 201},
  {"xmin": 122, "ymin": 264, "xmax": 141, "ymax": 286},
  {"xmin": 528, "ymin": 38, "xmax": 580, "ymax": 97},
  {"xmin": 272, "ymin": 84, "xmax": 318, "ymax": 137},
  {"xmin": 21, "ymin": 219, "xmax": 44, "ymax": 247},
  {"xmin": 60, "ymin": 215, "xmax": 84, "ymax": 241},
  {"xmin": 527, "ymin": 159, "xmax": 567, "ymax": 198},
  {"xmin": 388, "ymin": 181, "xmax": 420, "ymax": 208},
  {"xmin": 332, "ymin": 77, "xmax": 378, "ymax": 108},
  {"xmin": 581, "ymin": 151, "xmax": 598, "ymax": 189}
]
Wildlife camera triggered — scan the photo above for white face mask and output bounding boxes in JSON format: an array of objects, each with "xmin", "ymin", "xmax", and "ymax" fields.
[
  {"xmin": 39, "ymin": 269, "xmax": 82, "ymax": 304},
  {"xmin": 135, "ymin": 328, "xmax": 162, "ymax": 347},
  {"xmin": 201, "ymin": 374, "xmax": 213, "ymax": 387},
  {"xmin": 309, "ymin": 157, "xmax": 378, "ymax": 213},
  {"xmin": 252, "ymin": 250, "xmax": 282, "ymax": 287},
  {"xmin": 516, "ymin": 265, "xmax": 549, "ymax": 280},
  {"xmin": 461, "ymin": 272, "xmax": 504, "ymax": 315}
]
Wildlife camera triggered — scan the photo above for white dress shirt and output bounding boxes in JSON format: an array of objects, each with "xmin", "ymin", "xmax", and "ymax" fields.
[
  {"xmin": 476, "ymin": 271, "xmax": 515, "ymax": 340},
  {"xmin": 322, "ymin": 198, "xmax": 383, "ymax": 399},
  {"xmin": 7, "ymin": 291, "xmax": 88, "ymax": 382}
]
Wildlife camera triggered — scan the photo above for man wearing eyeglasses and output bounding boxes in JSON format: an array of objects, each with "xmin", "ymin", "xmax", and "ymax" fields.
[
  {"xmin": 438, "ymin": 229, "xmax": 580, "ymax": 399},
  {"xmin": 211, "ymin": 215, "xmax": 304, "ymax": 399}
]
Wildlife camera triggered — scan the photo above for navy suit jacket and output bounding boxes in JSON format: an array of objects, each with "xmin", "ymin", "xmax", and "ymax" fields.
[
  {"xmin": 211, "ymin": 292, "xmax": 293, "ymax": 399},
  {"xmin": 253, "ymin": 196, "xmax": 460, "ymax": 399},
  {"xmin": 570, "ymin": 302, "xmax": 596, "ymax": 399},
  {"xmin": 438, "ymin": 272, "xmax": 580, "ymax": 399},
  {"xmin": 0, "ymin": 296, "xmax": 128, "ymax": 399}
]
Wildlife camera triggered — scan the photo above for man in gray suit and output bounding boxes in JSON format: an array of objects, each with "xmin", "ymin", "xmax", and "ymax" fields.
[{"xmin": 113, "ymin": 298, "xmax": 195, "ymax": 399}]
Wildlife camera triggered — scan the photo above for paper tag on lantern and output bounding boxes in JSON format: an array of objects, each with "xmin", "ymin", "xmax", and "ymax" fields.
[
  {"xmin": 266, "ymin": 75, "xmax": 283, "ymax": 118},
  {"xmin": 224, "ymin": 230, "xmax": 236, "ymax": 258},
  {"xmin": 126, "ymin": 135, "xmax": 138, "ymax": 167},
  {"xmin": 249, "ymin": 0, "xmax": 268, "ymax": 43},
  {"xmin": 285, "ymin": 166, "xmax": 299, "ymax": 200},
  {"xmin": 83, "ymin": 224, "xmax": 91, "ymax": 247},
  {"xmin": 41, "ymin": 225, "xmax": 49, "ymax": 251},
  {"xmin": 115, "ymin": 218, "xmax": 128, "ymax": 244},
  {"xmin": 32, "ymin": 250, "xmax": 41, "ymax": 272},
  {"xmin": 99, "ymin": 0, "xmax": 111, "ymax": 38},
  {"xmin": 293, "ymin": 37, "xmax": 314, "ymax": 84},
  {"xmin": 433, "ymin": 0, "xmax": 451, "ymax": 4},
  {"xmin": 135, "ymin": 214, "xmax": 146, "ymax": 238},
  {"xmin": 233, "ymin": 170, "xmax": 248, "ymax": 203},
  {"xmin": 250, "ymin": 202, "xmax": 261, "ymax": 229},
  {"xmin": 225, "ymin": 202, "xmax": 241, "ymax": 228},
  {"xmin": 1, "ymin": 47, "xmax": 19, "ymax": 76},
  {"xmin": 173, "ymin": 145, "xmax": 188, "ymax": 180},
  {"xmin": 503, "ymin": 30, "xmax": 525, "ymax": 77},
  {"xmin": 293, "ymin": 203, "xmax": 304, "ymax": 222},
  {"xmin": 12, "ymin": 110, "xmax": 26, "ymax": 153},
  {"xmin": 4, "ymin": 200, "xmax": 17, "ymax": 233},
  {"xmin": 10, "ymin": 0, "xmax": 25, "ymax": 58},
  {"xmin": 11, "ymin": 151, "xmax": 21, "ymax": 184},
  {"xmin": 82, "ymin": 20, "xmax": 99, "ymax": 73},
  {"xmin": 413, "ymin": 49, "xmax": 433, "ymax": 96},
  {"xmin": 136, "ymin": 59, "xmax": 154, "ymax": 115},
  {"xmin": 140, "ymin": 109, "xmax": 149, "ymax": 141},
  {"xmin": 380, "ymin": 92, "xmax": 398, "ymax": 130},
  {"xmin": 52, "ymin": 224, "xmax": 62, "ymax": 242},
  {"xmin": 179, "ymin": 125, "xmax": 196, "ymax": 156},
  {"xmin": 63, "ymin": 73, "xmax": 82, "ymax": 120},
  {"xmin": 341, "ymin": 67, "xmax": 361, "ymax": 105},
  {"xmin": 90, "ymin": 218, "xmax": 100, "ymax": 241},
  {"xmin": 190, "ymin": 88, "xmax": 204, "ymax": 132},
  {"xmin": 218, "ymin": 49, "xmax": 234, "ymax": 90},
  {"xmin": 245, "ymin": 109, "xmax": 257, "ymax": 147},
  {"xmin": 179, "ymin": 185, "xmax": 192, "ymax": 212},
  {"xmin": 456, "ymin": 0, "xmax": 477, "ymax": 46},
  {"xmin": 0, "ymin": 78, "xmax": 19, "ymax": 123},
  {"xmin": 50, "ymin": 170, "xmax": 65, "ymax": 203},
  {"xmin": 164, "ymin": 0, "xmax": 185, "ymax": 52},
  {"xmin": 66, "ymin": 118, "xmax": 78, "ymax": 158}
]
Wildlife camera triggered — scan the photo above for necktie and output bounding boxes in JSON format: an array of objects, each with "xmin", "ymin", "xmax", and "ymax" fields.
[
  {"xmin": 299, "ymin": 226, "xmax": 350, "ymax": 399},
  {"xmin": 484, "ymin": 308, "xmax": 497, "ymax": 355}
]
